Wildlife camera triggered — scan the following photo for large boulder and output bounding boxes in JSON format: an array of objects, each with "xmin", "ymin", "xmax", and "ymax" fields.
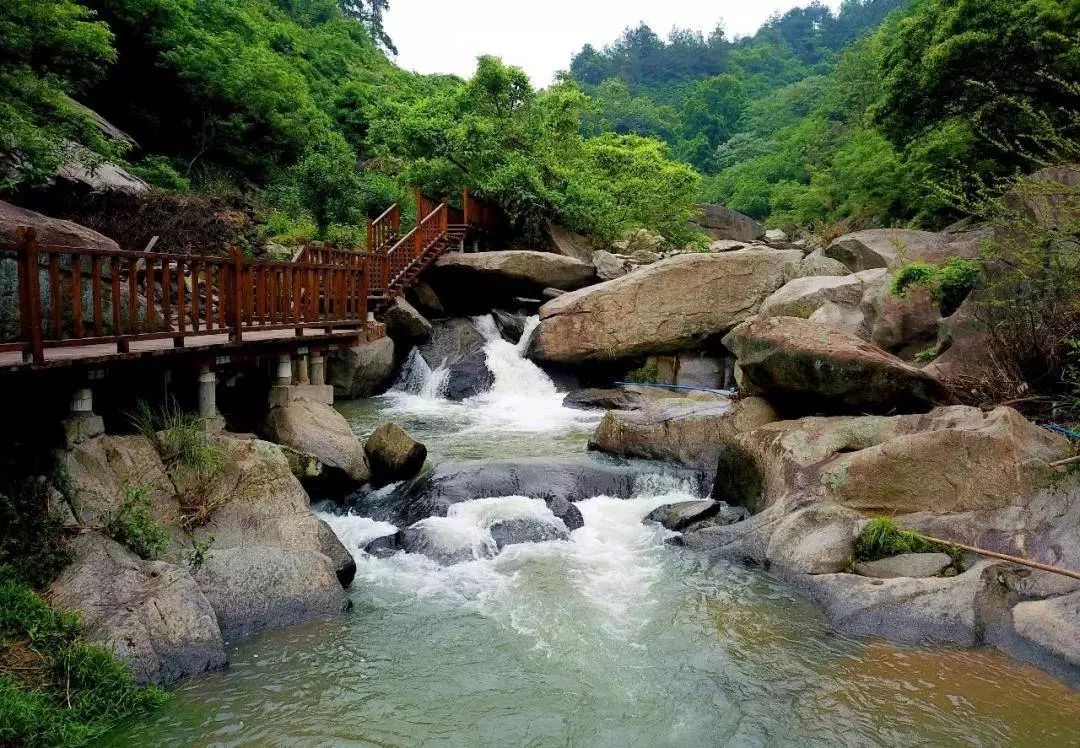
[
  {"xmin": 789, "ymin": 248, "xmax": 852, "ymax": 279},
  {"xmin": 824, "ymin": 228, "xmax": 983, "ymax": 273},
  {"xmin": 710, "ymin": 406, "xmax": 1070, "ymax": 516},
  {"xmin": 591, "ymin": 249, "xmax": 633, "ymax": 281},
  {"xmin": 429, "ymin": 250, "xmax": 596, "ymax": 314},
  {"xmin": 723, "ymin": 316, "xmax": 952, "ymax": 414},
  {"xmin": 0, "ymin": 199, "xmax": 121, "ymax": 252},
  {"xmin": 759, "ymin": 274, "xmax": 865, "ymax": 319},
  {"xmin": 798, "ymin": 269, "xmax": 941, "ymax": 356},
  {"xmin": 528, "ymin": 250, "xmax": 802, "ymax": 364},
  {"xmin": 383, "ymin": 297, "xmax": 432, "ymax": 342},
  {"xmin": 589, "ymin": 397, "xmax": 778, "ymax": 469},
  {"xmin": 1012, "ymin": 590, "xmax": 1080, "ymax": 667},
  {"xmin": 192, "ymin": 546, "xmax": 345, "ymax": 640},
  {"xmin": 692, "ymin": 204, "xmax": 766, "ymax": 242},
  {"xmin": 364, "ymin": 422, "xmax": 427, "ymax": 486},
  {"xmin": 263, "ymin": 395, "xmax": 370, "ymax": 484},
  {"xmin": 56, "ymin": 433, "xmax": 352, "ymax": 674},
  {"xmin": 49, "ymin": 534, "xmax": 225, "ymax": 686},
  {"xmin": 385, "ymin": 457, "xmax": 706, "ymax": 526},
  {"xmin": 326, "ymin": 336, "xmax": 396, "ymax": 399},
  {"xmin": 545, "ymin": 222, "xmax": 594, "ymax": 263}
]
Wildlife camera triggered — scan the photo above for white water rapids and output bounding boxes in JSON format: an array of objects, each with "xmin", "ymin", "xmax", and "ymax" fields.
[{"xmin": 102, "ymin": 314, "xmax": 1080, "ymax": 747}]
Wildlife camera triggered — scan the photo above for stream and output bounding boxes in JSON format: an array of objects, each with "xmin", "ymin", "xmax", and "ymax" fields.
[{"xmin": 103, "ymin": 317, "xmax": 1080, "ymax": 746}]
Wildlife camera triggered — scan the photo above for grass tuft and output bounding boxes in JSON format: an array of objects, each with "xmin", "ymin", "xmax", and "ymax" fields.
[
  {"xmin": 0, "ymin": 568, "xmax": 166, "ymax": 746},
  {"xmin": 855, "ymin": 517, "xmax": 964, "ymax": 570}
]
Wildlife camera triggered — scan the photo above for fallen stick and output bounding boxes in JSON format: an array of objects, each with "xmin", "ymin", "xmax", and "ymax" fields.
[
  {"xmin": 918, "ymin": 533, "xmax": 1080, "ymax": 581},
  {"xmin": 1048, "ymin": 454, "xmax": 1080, "ymax": 468}
]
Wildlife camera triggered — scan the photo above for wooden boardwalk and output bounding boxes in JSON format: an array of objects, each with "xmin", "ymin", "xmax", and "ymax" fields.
[{"xmin": 1, "ymin": 188, "xmax": 500, "ymax": 374}]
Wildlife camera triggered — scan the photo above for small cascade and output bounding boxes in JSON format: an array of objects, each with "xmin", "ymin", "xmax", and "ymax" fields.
[{"xmin": 393, "ymin": 347, "xmax": 450, "ymax": 398}]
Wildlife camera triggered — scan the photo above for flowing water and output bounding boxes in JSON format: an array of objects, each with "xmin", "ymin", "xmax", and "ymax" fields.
[{"xmin": 103, "ymin": 316, "xmax": 1080, "ymax": 746}]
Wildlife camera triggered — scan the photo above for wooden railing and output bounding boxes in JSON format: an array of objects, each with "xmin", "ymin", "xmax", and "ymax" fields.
[
  {"xmin": 374, "ymin": 202, "xmax": 448, "ymax": 292},
  {"xmin": 3, "ymin": 228, "xmax": 367, "ymax": 364},
  {"xmin": 368, "ymin": 203, "xmax": 400, "ymax": 254}
]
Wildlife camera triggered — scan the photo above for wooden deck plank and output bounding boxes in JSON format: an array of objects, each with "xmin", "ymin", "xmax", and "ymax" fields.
[{"xmin": 0, "ymin": 326, "xmax": 376, "ymax": 372}]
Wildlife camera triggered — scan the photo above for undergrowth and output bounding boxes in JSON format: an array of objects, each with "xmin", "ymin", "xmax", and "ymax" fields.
[
  {"xmin": 625, "ymin": 362, "xmax": 660, "ymax": 384},
  {"xmin": 855, "ymin": 517, "xmax": 965, "ymax": 571},
  {"xmin": 0, "ymin": 568, "xmax": 166, "ymax": 747},
  {"xmin": 130, "ymin": 400, "xmax": 226, "ymax": 529},
  {"xmin": 104, "ymin": 487, "xmax": 170, "ymax": 561}
]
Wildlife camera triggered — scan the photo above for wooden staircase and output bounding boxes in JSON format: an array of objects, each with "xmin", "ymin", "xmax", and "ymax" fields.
[{"xmin": 296, "ymin": 187, "xmax": 502, "ymax": 319}]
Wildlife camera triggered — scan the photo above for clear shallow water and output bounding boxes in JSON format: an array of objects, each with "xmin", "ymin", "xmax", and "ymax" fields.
[{"xmin": 101, "ymin": 316, "xmax": 1080, "ymax": 746}]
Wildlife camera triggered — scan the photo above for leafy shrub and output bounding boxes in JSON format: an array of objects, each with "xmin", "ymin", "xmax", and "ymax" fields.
[
  {"xmin": 0, "ymin": 569, "xmax": 166, "ymax": 746},
  {"xmin": 129, "ymin": 156, "xmax": 190, "ymax": 193},
  {"xmin": 185, "ymin": 535, "xmax": 214, "ymax": 574},
  {"xmin": 104, "ymin": 487, "xmax": 169, "ymax": 561},
  {"xmin": 890, "ymin": 258, "xmax": 980, "ymax": 315},
  {"xmin": 0, "ymin": 465, "xmax": 74, "ymax": 590},
  {"xmin": 855, "ymin": 517, "xmax": 963, "ymax": 569},
  {"xmin": 625, "ymin": 362, "xmax": 660, "ymax": 384}
]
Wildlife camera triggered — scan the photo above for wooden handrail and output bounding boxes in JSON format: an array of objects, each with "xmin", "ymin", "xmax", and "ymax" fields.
[{"xmin": 2, "ymin": 233, "xmax": 368, "ymax": 363}]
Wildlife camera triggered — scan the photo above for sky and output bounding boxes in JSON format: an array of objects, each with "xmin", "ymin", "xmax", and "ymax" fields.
[{"xmin": 382, "ymin": 0, "xmax": 844, "ymax": 86}]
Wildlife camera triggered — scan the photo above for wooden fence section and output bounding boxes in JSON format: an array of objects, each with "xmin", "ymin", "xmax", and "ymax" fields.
[{"xmin": 4, "ymin": 228, "xmax": 368, "ymax": 364}]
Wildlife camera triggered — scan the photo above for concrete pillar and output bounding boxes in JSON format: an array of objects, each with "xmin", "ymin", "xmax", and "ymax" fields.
[
  {"xmin": 275, "ymin": 354, "xmax": 293, "ymax": 386},
  {"xmin": 198, "ymin": 365, "xmax": 226, "ymax": 433},
  {"xmin": 295, "ymin": 354, "xmax": 310, "ymax": 385},
  {"xmin": 309, "ymin": 353, "xmax": 325, "ymax": 386},
  {"xmin": 197, "ymin": 365, "xmax": 218, "ymax": 418},
  {"xmin": 71, "ymin": 388, "xmax": 94, "ymax": 414},
  {"xmin": 63, "ymin": 387, "xmax": 104, "ymax": 447}
]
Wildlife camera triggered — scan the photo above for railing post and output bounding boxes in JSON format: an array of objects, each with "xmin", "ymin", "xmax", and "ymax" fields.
[
  {"xmin": 229, "ymin": 247, "xmax": 243, "ymax": 343},
  {"xmin": 16, "ymin": 228, "xmax": 44, "ymax": 363},
  {"xmin": 463, "ymin": 187, "xmax": 470, "ymax": 226},
  {"xmin": 366, "ymin": 218, "xmax": 374, "ymax": 253},
  {"xmin": 415, "ymin": 187, "xmax": 423, "ymax": 229}
]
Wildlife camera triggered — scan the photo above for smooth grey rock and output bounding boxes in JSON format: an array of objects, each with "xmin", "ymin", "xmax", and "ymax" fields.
[
  {"xmin": 364, "ymin": 422, "xmax": 427, "ymax": 486},
  {"xmin": 194, "ymin": 546, "xmax": 348, "ymax": 641},
  {"xmin": 317, "ymin": 518, "xmax": 357, "ymax": 587},
  {"xmin": 592, "ymin": 249, "xmax": 632, "ymax": 280},
  {"xmin": 855, "ymin": 552, "xmax": 953, "ymax": 579},
  {"xmin": 364, "ymin": 533, "xmax": 400, "ymax": 558},
  {"xmin": 490, "ymin": 517, "xmax": 569, "ymax": 550},
  {"xmin": 491, "ymin": 309, "xmax": 526, "ymax": 343},
  {"xmin": 383, "ymin": 297, "xmax": 433, "ymax": 342},
  {"xmin": 765, "ymin": 229, "xmax": 789, "ymax": 243},
  {"xmin": 542, "ymin": 287, "xmax": 566, "ymax": 300},
  {"xmin": 264, "ymin": 398, "xmax": 370, "ymax": 484},
  {"xmin": 388, "ymin": 457, "xmax": 707, "ymax": 527},
  {"xmin": 430, "ymin": 250, "xmax": 596, "ymax": 314},
  {"xmin": 766, "ymin": 505, "xmax": 859, "ymax": 575},
  {"xmin": 693, "ymin": 204, "xmax": 765, "ymax": 241},
  {"xmin": 398, "ymin": 523, "xmax": 493, "ymax": 566},
  {"xmin": 546, "ymin": 222, "xmax": 594, "ymax": 262},
  {"xmin": 445, "ymin": 350, "xmax": 494, "ymax": 401},
  {"xmin": 646, "ymin": 500, "xmax": 719, "ymax": 531},
  {"xmin": 562, "ymin": 387, "xmax": 652, "ymax": 411},
  {"xmin": 327, "ymin": 337, "xmax": 396, "ymax": 398},
  {"xmin": 545, "ymin": 495, "xmax": 584, "ymax": 531},
  {"xmin": 589, "ymin": 397, "xmax": 777, "ymax": 470},
  {"xmin": 1013, "ymin": 590, "xmax": 1080, "ymax": 667},
  {"xmin": 529, "ymin": 250, "xmax": 802, "ymax": 364},
  {"xmin": 49, "ymin": 534, "xmax": 225, "ymax": 686}
]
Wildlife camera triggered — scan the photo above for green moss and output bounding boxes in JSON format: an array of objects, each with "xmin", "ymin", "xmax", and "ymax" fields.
[{"xmin": 0, "ymin": 569, "xmax": 166, "ymax": 746}]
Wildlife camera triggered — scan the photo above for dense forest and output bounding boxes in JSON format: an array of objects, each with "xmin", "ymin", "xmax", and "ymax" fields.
[
  {"xmin": 1, "ymin": 0, "xmax": 1078, "ymax": 246},
  {"xmin": 570, "ymin": 0, "xmax": 1080, "ymax": 232}
]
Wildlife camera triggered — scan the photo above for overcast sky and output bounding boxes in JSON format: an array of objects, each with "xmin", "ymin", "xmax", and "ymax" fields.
[{"xmin": 382, "ymin": 0, "xmax": 844, "ymax": 86}]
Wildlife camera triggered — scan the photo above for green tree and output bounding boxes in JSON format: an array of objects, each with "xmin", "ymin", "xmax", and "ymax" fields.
[
  {"xmin": 875, "ymin": 0, "xmax": 1080, "ymax": 184},
  {"xmin": 0, "ymin": 0, "xmax": 119, "ymax": 188}
]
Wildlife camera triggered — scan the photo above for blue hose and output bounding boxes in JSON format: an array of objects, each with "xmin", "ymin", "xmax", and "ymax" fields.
[
  {"xmin": 614, "ymin": 381, "xmax": 735, "ymax": 397},
  {"xmin": 1042, "ymin": 423, "xmax": 1080, "ymax": 440}
]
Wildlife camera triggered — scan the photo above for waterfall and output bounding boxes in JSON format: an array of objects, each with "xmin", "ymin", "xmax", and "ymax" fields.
[{"xmin": 380, "ymin": 315, "xmax": 600, "ymax": 437}]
